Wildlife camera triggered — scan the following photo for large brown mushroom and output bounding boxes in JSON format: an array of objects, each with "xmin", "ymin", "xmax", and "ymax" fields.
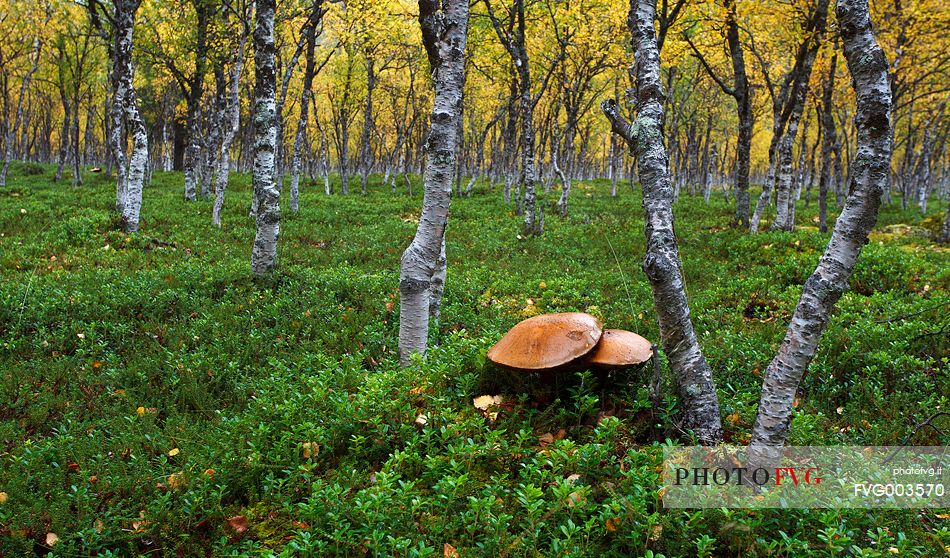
[
  {"xmin": 487, "ymin": 312, "xmax": 603, "ymax": 373},
  {"xmin": 585, "ymin": 329, "xmax": 653, "ymax": 370}
]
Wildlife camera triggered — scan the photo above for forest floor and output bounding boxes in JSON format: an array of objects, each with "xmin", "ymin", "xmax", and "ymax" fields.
[{"xmin": 0, "ymin": 161, "xmax": 948, "ymax": 556}]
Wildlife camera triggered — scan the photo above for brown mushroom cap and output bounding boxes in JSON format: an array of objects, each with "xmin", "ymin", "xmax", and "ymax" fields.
[
  {"xmin": 586, "ymin": 329, "xmax": 653, "ymax": 369},
  {"xmin": 487, "ymin": 312, "xmax": 603, "ymax": 373}
]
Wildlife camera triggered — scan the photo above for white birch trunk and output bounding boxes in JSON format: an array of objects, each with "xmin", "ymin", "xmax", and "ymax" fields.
[
  {"xmin": 602, "ymin": 0, "xmax": 722, "ymax": 444},
  {"xmin": 399, "ymin": 0, "xmax": 469, "ymax": 364},
  {"xmin": 184, "ymin": 109, "xmax": 200, "ymax": 200},
  {"xmin": 123, "ymin": 97, "xmax": 148, "ymax": 232},
  {"xmin": 250, "ymin": 0, "xmax": 280, "ymax": 276},
  {"xmin": 161, "ymin": 120, "xmax": 172, "ymax": 172},
  {"xmin": 213, "ymin": 29, "xmax": 247, "ymax": 227},
  {"xmin": 290, "ymin": 8, "xmax": 325, "ymax": 213},
  {"xmin": 0, "ymin": 37, "xmax": 42, "ymax": 187},
  {"xmin": 113, "ymin": 0, "xmax": 148, "ymax": 233},
  {"xmin": 750, "ymin": 0, "xmax": 892, "ymax": 465}
]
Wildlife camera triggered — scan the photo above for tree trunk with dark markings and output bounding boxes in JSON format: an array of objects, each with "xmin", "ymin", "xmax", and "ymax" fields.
[
  {"xmin": 602, "ymin": 0, "xmax": 723, "ymax": 445},
  {"xmin": 399, "ymin": 0, "xmax": 469, "ymax": 364},
  {"xmin": 250, "ymin": 0, "xmax": 280, "ymax": 276},
  {"xmin": 749, "ymin": 0, "xmax": 892, "ymax": 466}
]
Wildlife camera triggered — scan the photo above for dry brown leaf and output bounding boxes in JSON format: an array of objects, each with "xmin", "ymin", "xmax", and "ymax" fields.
[
  {"xmin": 0, "ymin": 492, "xmax": 7, "ymax": 504},
  {"xmin": 539, "ymin": 433, "xmax": 555, "ymax": 447},
  {"xmin": 565, "ymin": 490, "xmax": 585, "ymax": 508},
  {"xmin": 227, "ymin": 515, "xmax": 249, "ymax": 534},
  {"xmin": 45, "ymin": 532, "xmax": 59, "ymax": 546},
  {"xmin": 301, "ymin": 442, "xmax": 320, "ymax": 459},
  {"xmin": 726, "ymin": 413, "xmax": 741, "ymax": 426},
  {"xmin": 605, "ymin": 517, "xmax": 620, "ymax": 533},
  {"xmin": 132, "ymin": 511, "xmax": 148, "ymax": 532},
  {"xmin": 444, "ymin": 543, "xmax": 460, "ymax": 558}
]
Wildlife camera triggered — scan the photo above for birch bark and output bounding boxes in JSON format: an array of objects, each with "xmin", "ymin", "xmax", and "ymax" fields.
[
  {"xmin": 290, "ymin": 3, "xmax": 327, "ymax": 212},
  {"xmin": 0, "ymin": 37, "xmax": 42, "ymax": 187},
  {"xmin": 602, "ymin": 0, "xmax": 722, "ymax": 444},
  {"xmin": 113, "ymin": 0, "xmax": 149, "ymax": 233},
  {"xmin": 213, "ymin": 13, "xmax": 249, "ymax": 227},
  {"xmin": 818, "ymin": 52, "xmax": 839, "ymax": 233},
  {"xmin": 750, "ymin": 0, "xmax": 891, "ymax": 464},
  {"xmin": 399, "ymin": 0, "xmax": 469, "ymax": 364},
  {"xmin": 250, "ymin": 0, "xmax": 280, "ymax": 276}
]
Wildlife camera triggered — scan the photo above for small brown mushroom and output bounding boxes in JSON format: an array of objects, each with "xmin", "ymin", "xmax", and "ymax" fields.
[
  {"xmin": 487, "ymin": 312, "xmax": 603, "ymax": 373},
  {"xmin": 586, "ymin": 329, "xmax": 653, "ymax": 370}
]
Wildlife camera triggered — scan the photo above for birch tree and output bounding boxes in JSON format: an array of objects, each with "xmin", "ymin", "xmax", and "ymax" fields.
[
  {"xmin": 749, "ymin": 0, "xmax": 892, "ymax": 464},
  {"xmin": 212, "ymin": 0, "xmax": 251, "ymax": 227},
  {"xmin": 483, "ymin": 0, "xmax": 558, "ymax": 236},
  {"xmin": 747, "ymin": 0, "xmax": 829, "ymax": 233},
  {"xmin": 0, "ymin": 31, "xmax": 43, "ymax": 187},
  {"xmin": 601, "ymin": 0, "xmax": 723, "ymax": 444},
  {"xmin": 250, "ymin": 0, "xmax": 280, "ymax": 276},
  {"xmin": 399, "ymin": 0, "xmax": 469, "ymax": 364},
  {"xmin": 682, "ymin": 0, "xmax": 753, "ymax": 227},
  {"xmin": 142, "ymin": 0, "xmax": 211, "ymax": 201},
  {"xmin": 112, "ymin": 0, "xmax": 149, "ymax": 233},
  {"xmin": 289, "ymin": 1, "xmax": 330, "ymax": 212},
  {"xmin": 817, "ymin": 49, "xmax": 839, "ymax": 233}
]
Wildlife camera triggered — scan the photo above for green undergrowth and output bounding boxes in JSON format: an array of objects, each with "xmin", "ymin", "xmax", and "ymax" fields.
[{"xmin": 0, "ymin": 163, "xmax": 947, "ymax": 556}]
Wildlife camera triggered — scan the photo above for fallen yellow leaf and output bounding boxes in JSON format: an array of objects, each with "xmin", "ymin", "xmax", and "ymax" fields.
[
  {"xmin": 45, "ymin": 533, "xmax": 59, "ymax": 546},
  {"xmin": 167, "ymin": 472, "xmax": 187, "ymax": 490},
  {"xmin": 167, "ymin": 448, "xmax": 180, "ymax": 457},
  {"xmin": 0, "ymin": 492, "xmax": 7, "ymax": 504}
]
